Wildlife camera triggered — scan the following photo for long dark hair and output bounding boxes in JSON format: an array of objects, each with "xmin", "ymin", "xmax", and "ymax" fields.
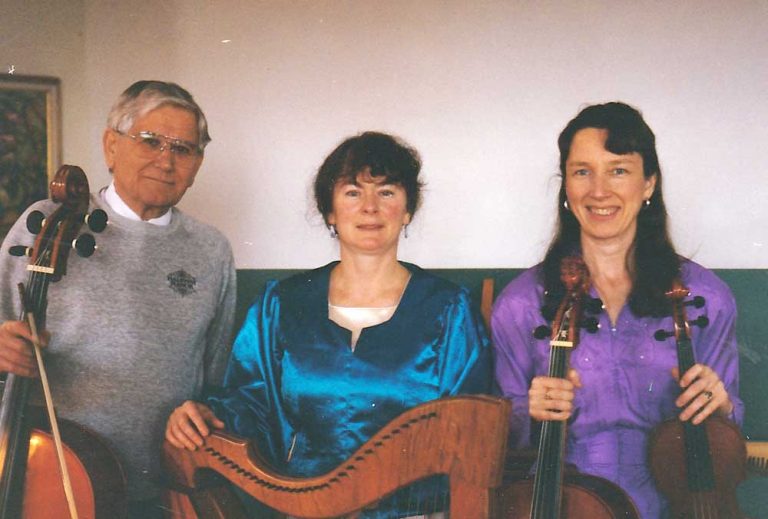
[{"xmin": 542, "ymin": 102, "xmax": 679, "ymax": 317}]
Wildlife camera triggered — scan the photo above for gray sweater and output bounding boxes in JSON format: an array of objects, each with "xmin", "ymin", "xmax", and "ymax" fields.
[{"xmin": 0, "ymin": 192, "xmax": 237, "ymax": 501}]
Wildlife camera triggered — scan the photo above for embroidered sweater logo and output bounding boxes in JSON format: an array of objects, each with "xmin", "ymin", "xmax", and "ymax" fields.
[{"xmin": 167, "ymin": 269, "xmax": 196, "ymax": 296}]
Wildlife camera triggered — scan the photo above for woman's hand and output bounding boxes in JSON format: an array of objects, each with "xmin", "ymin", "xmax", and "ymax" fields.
[
  {"xmin": 529, "ymin": 369, "xmax": 582, "ymax": 421},
  {"xmin": 166, "ymin": 401, "xmax": 225, "ymax": 451},
  {"xmin": 674, "ymin": 364, "xmax": 734, "ymax": 425},
  {"xmin": 0, "ymin": 320, "xmax": 49, "ymax": 377}
]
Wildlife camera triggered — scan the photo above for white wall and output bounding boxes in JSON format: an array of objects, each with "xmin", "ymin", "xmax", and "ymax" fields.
[
  {"xmin": 4, "ymin": 0, "xmax": 767, "ymax": 268},
  {"xmin": 2, "ymin": 0, "xmax": 87, "ymax": 169}
]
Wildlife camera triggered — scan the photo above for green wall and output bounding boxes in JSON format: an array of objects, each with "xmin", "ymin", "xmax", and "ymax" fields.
[{"xmin": 235, "ymin": 268, "xmax": 768, "ymax": 440}]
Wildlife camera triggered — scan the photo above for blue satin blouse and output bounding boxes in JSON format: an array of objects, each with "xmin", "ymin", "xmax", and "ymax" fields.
[{"xmin": 207, "ymin": 261, "xmax": 492, "ymax": 517}]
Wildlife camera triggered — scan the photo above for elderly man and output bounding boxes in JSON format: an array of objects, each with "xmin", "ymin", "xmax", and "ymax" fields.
[{"xmin": 0, "ymin": 80, "xmax": 236, "ymax": 518}]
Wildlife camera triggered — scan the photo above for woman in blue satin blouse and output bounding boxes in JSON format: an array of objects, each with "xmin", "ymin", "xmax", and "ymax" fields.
[{"xmin": 165, "ymin": 131, "xmax": 492, "ymax": 517}]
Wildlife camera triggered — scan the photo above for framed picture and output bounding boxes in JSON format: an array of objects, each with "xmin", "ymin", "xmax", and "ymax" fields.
[{"xmin": 0, "ymin": 74, "xmax": 61, "ymax": 240}]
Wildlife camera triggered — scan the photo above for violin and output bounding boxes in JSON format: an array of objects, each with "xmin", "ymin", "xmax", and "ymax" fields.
[
  {"xmin": 0, "ymin": 165, "xmax": 126, "ymax": 518},
  {"xmin": 648, "ymin": 280, "xmax": 747, "ymax": 518},
  {"xmin": 499, "ymin": 256, "xmax": 639, "ymax": 518}
]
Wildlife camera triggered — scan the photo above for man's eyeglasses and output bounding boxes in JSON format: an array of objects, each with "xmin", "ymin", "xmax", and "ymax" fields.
[{"xmin": 116, "ymin": 130, "xmax": 202, "ymax": 164}]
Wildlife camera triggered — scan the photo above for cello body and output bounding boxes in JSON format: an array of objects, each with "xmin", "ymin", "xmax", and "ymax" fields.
[
  {"xmin": 20, "ymin": 407, "xmax": 127, "ymax": 519},
  {"xmin": 163, "ymin": 395, "xmax": 510, "ymax": 519}
]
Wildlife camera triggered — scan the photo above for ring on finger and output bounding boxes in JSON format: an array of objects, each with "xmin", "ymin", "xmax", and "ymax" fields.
[{"xmin": 703, "ymin": 390, "xmax": 713, "ymax": 401}]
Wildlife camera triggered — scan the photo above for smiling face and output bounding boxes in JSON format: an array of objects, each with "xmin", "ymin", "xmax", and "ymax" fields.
[
  {"xmin": 327, "ymin": 170, "xmax": 411, "ymax": 258},
  {"xmin": 565, "ymin": 128, "xmax": 656, "ymax": 248},
  {"xmin": 103, "ymin": 104, "xmax": 203, "ymax": 220}
]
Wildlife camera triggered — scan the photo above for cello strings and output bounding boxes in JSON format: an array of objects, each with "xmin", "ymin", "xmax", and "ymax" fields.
[{"xmin": 21, "ymin": 248, "xmax": 81, "ymax": 519}]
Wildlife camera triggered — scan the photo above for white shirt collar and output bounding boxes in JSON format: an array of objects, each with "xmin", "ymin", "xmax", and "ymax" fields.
[{"xmin": 102, "ymin": 182, "xmax": 172, "ymax": 226}]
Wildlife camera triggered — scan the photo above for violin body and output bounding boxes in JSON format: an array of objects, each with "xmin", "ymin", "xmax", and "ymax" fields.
[
  {"xmin": 649, "ymin": 415, "xmax": 746, "ymax": 518},
  {"xmin": 500, "ymin": 472, "xmax": 639, "ymax": 518}
]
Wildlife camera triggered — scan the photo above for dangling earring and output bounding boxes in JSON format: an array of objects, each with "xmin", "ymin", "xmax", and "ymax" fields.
[
  {"xmin": 403, "ymin": 224, "xmax": 409, "ymax": 239},
  {"xmin": 563, "ymin": 200, "xmax": 570, "ymax": 211},
  {"xmin": 329, "ymin": 225, "xmax": 338, "ymax": 238},
  {"xmin": 644, "ymin": 199, "xmax": 651, "ymax": 208}
]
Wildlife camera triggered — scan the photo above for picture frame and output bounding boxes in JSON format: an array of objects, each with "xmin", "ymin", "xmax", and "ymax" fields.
[{"xmin": 0, "ymin": 74, "xmax": 61, "ymax": 240}]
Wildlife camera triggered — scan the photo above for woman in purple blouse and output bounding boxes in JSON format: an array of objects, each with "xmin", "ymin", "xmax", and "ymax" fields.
[{"xmin": 491, "ymin": 102, "xmax": 743, "ymax": 518}]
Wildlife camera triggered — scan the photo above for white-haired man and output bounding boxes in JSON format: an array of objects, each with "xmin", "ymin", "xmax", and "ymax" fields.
[{"xmin": 0, "ymin": 80, "xmax": 236, "ymax": 518}]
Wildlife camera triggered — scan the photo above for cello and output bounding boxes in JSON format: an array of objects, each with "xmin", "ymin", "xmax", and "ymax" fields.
[
  {"xmin": 648, "ymin": 280, "xmax": 747, "ymax": 518},
  {"xmin": 499, "ymin": 256, "xmax": 639, "ymax": 518},
  {"xmin": 0, "ymin": 165, "xmax": 126, "ymax": 518}
]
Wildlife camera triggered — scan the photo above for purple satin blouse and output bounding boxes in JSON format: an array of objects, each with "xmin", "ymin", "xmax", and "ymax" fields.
[{"xmin": 491, "ymin": 260, "xmax": 743, "ymax": 518}]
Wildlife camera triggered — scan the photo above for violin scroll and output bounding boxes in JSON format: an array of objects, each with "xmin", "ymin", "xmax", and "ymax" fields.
[{"xmin": 559, "ymin": 256, "xmax": 590, "ymax": 294}]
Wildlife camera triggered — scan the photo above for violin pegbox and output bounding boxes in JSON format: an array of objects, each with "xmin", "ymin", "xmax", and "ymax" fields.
[{"xmin": 654, "ymin": 282, "xmax": 709, "ymax": 342}]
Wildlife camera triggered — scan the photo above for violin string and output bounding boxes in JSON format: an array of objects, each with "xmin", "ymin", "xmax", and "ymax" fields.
[{"xmin": 532, "ymin": 294, "xmax": 576, "ymax": 518}]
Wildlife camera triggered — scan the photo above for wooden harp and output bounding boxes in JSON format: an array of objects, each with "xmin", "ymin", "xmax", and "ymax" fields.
[{"xmin": 163, "ymin": 395, "xmax": 510, "ymax": 518}]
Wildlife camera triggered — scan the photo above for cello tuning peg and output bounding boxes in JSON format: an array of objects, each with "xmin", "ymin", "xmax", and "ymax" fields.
[
  {"xmin": 25, "ymin": 210, "xmax": 46, "ymax": 234},
  {"xmin": 72, "ymin": 233, "xmax": 96, "ymax": 258},
  {"xmin": 684, "ymin": 296, "xmax": 706, "ymax": 309},
  {"xmin": 533, "ymin": 325, "xmax": 551, "ymax": 340},
  {"xmin": 9, "ymin": 245, "xmax": 32, "ymax": 257},
  {"xmin": 84, "ymin": 209, "xmax": 108, "ymax": 233},
  {"xmin": 579, "ymin": 317, "xmax": 600, "ymax": 333},
  {"xmin": 689, "ymin": 315, "xmax": 709, "ymax": 328},
  {"xmin": 654, "ymin": 329, "xmax": 674, "ymax": 341}
]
